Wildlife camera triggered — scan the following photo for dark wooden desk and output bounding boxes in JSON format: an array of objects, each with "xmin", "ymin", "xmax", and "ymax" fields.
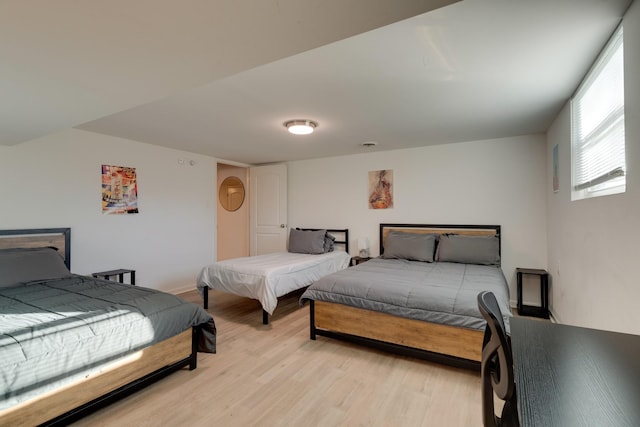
[{"xmin": 511, "ymin": 317, "xmax": 640, "ymax": 427}]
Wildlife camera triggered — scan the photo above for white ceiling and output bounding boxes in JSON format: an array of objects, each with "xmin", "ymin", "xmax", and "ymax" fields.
[{"xmin": 2, "ymin": 0, "xmax": 632, "ymax": 165}]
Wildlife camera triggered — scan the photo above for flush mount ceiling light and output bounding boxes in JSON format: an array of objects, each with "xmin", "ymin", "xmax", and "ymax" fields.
[{"xmin": 284, "ymin": 119, "xmax": 317, "ymax": 135}]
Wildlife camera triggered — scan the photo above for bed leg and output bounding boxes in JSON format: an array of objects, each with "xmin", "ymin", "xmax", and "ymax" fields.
[
  {"xmin": 263, "ymin": 309, "xmax": 269, "ymax": 325},
  {"xmin": 203, "ymin": 287, "xmax": 209, "ymax": 310},
  {"xmin": 310, "ymin": 300, "xmax": 316, "ymax": 340},
  {"xmin": 189, "ymin": 327, "xmax": 198, "ymax": 370}
]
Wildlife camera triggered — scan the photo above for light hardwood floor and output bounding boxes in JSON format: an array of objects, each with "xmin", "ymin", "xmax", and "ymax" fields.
[{"xmin": 74, "ymin": 289, "xmax": 483, "ymax": 426}]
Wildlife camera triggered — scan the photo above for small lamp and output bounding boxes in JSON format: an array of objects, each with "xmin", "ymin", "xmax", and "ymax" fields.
[{"xmin": 357, "ymin": 237, "xmax": 370, "ymax": 258}]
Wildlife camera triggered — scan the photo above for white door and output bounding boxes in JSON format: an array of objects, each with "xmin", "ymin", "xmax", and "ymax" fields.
[{"xmin": 249, "ymin": 164, "xmax": 287, "ymax": 255}]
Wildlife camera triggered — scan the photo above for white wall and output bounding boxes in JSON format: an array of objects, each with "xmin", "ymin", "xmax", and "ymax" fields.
[
  {"xmin": 288, "ymin": 135, "xmax": 548, "ymax": 304},
  {"xmin": 545, "ymin": 1, "xmax": 640, "ymax": 334},
  {"xmin": 0, "ymin": 128, "xmax": 217, "ymax": 293}
]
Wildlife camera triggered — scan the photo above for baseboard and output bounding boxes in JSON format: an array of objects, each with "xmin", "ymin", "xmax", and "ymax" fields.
[{"xmin": 169, "ymin": 284, "xmax": 198, "ymax": 296}]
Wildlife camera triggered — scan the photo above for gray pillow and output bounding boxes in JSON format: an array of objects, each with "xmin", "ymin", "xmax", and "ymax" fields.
[
  {"xmin": 288, "ymin": 229, "xmax": 327, "ymax": 254},
  {"xmin": 324, "ymin": 233, "xmax": 336, "ymax": 253},
  {"xmin": 436, "ymin": 234, "xmax": 500, "ymax": 265},
  {"xmin": 0, "ymin": 247, "xmax": 72, "ymax": 287},
  {"xmin": 382, "ymin": 231, "xmax": 437, "ymax": 262}
]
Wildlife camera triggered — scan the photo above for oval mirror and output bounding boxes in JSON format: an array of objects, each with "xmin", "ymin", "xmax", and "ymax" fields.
[{"xmin": 219, "ymin": 176, "xmax": 245, "ymax": 212}]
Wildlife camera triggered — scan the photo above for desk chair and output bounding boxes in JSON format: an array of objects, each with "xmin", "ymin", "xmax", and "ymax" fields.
[{"xmin": 478, "ymin": 291, "xmax": 519, "ymax": 427}]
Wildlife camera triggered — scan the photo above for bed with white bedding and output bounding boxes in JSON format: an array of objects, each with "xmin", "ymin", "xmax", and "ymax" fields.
[{"xmin": 197, "ymin": 228, "xmax": 350, "ymax": 324}]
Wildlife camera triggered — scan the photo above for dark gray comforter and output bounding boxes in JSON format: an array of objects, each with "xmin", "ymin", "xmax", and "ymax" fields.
[
  {"xmin": 300, "ymin": 258, "xmax": 511, "ymax": 331},
  {"xmin": 0, "ymin": 275, "xmax": 216, "ymax": 411}
]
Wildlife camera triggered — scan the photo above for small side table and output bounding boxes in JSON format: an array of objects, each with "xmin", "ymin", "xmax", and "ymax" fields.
[
  {"xmin": 351, "ymin": 256, "xmax": 371, "ymax": 266},
  {"xmin": 516, "ymin": 268, "xmax": 549, "ymax": 319},
  {"xmin": 92, "ymin": 269, "xmax": 136, "ymax": 285}
]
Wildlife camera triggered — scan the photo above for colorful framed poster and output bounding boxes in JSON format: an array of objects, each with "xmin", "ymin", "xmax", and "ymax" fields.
[
  {"xmin": 368, "ymin": 169, "xmax": 393, "ymax": 209},
  {"xmin": 101, "ymin": 165, "xmax": 139, "ymax": 214}
]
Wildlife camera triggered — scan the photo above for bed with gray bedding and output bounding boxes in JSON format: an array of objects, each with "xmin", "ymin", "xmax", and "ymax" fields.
[
  {"xmin": 0, "ymin": 275, "xmax": 216, "ymax": 412},
  {"xmin": 300, "ymin": 258, "xmax": 510, "ymax": 331},
  {"xmin": 0, "ymin": 228, "xmax": 216, "ymax": 426},
  {"xmin": 300, "ymin": 223, "xmax": 511, "ymax": 369}
]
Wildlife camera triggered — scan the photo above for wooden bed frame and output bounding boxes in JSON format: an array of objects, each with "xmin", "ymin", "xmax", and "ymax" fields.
[
  {"xmin": 0, "ymin": 228, "xmax": 201, "ymax": 426},
  {"xmin": 203, "ymin": 227, "xmax": 349, "ymax": 325},
  {"xmin": 309, "ymin": 223, "xmax": 502, "ymax": 371}
]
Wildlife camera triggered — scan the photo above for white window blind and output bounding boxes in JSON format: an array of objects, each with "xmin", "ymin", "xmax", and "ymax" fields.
[{"xmin": 571, "ymin": 25, "xmax": 625, "ymax": 200}]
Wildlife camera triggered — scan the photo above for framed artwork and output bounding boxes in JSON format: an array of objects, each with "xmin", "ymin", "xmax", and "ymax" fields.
[
  {"xmin": 553, "ymin": 144, "xmax": 559, "ymax": 193},
  {"xmin": 101, "ymin": 165, "xmax": 139, "ymax": 214},
  {"xmin": 368, "ymin": 169, "xmax": 393, "ymax": 209}
]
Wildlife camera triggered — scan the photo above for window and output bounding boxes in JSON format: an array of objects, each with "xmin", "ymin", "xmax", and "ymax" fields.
[{"xmin": 571, "ymin": 25, "xmax": 625, "ymax": 200}]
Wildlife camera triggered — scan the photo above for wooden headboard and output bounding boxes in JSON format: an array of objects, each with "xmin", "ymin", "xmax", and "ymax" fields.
[
  {"xmin": 0, "ymin": 228, "xmax": 71, "ymax": 269},
  {"xmin": 379, "ymin": 223, "xmax": 500, "ymax": 258}
]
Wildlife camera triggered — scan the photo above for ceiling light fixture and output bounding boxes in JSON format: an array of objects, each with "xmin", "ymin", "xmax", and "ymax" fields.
[{"xmin": 284, "ymin": 119, "xmax": 317, "ymax": 135}]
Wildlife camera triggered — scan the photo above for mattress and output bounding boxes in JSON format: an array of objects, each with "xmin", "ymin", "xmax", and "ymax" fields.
[
  {"xmin": 300, "ymin": 257, "xmax": 511, "ymax": 331},
  {"xmin": 197, "ymin": 251, "xmax": 351, "ymax": 314},
  {"xmin": 0, "ymin": 275, "xmax": 216, "ymax": 411}
]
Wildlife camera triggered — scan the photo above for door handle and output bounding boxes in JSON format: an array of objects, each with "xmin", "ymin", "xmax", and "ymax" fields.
[{"xmin": 280, "ymin": 224, "xmax": 286, "ymax": 228}]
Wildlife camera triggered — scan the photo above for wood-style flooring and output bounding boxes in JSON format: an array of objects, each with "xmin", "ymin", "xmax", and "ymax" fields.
[{"xmin": 73, "ymin": 288, "xmax": 482, "ymax": 426}]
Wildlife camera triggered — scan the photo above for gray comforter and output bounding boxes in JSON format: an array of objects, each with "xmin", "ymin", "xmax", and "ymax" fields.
[
  {"xmin": 0, "ymin": 275, "xmax": 216, "ymax": 411},
  {"xmin": 300, "ymin": 258, "xmax": 511, "ymax": 331}
]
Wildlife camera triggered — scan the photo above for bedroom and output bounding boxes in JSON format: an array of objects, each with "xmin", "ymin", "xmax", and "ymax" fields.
[{"xmin": 1, "ymin": 0, "xmax": 639, "ymax": 425}]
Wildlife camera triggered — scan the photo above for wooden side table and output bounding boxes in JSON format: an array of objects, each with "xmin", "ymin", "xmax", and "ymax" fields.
[
  {"xmin": 92, "ymin": 269, "xmax": 136, "ymax": 285},
  {"xmin": 516, "ymin": 268, "xmax": 549, "ymax": 318}
]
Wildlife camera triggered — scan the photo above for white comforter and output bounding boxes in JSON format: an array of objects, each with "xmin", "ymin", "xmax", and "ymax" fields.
[{"xmin": 196, "ymin": 251, "xmax": 351, "ymax": 314}]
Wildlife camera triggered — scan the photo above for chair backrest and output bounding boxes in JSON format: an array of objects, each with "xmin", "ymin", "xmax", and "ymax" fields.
[{"xmin": 478, "ymin": 291, "xmax": 517, "ymax": 426}]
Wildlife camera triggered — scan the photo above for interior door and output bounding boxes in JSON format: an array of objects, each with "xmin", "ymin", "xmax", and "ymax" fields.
[
  {"xmin": 216, "ymin": 164, "xmax": 249, "ymax": 261},
  {"xmin": 249, "ymin": 164, "xmax": 287, "ymax": 255}
]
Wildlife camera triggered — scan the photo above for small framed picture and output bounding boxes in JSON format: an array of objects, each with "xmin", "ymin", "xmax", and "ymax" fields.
[{"xmin": 368, "ymin": 169, "xmax": 393, "ymax": 209}]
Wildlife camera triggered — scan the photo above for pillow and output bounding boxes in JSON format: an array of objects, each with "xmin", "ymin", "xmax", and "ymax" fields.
[
  {"xmin": 0, "ymin": 247, "xmax": 72, "ymax": 287},
  {"xmin": 382, "ymin": 231, "xmax": 437, "ymax": 262},
  {"xmin": 436, "ymin": 234, "xmax": 500, "ymax": 265},
  {"xmin": 324, "ymin": 233, "xmax": 336, "ymax": 253},
  {"xmin": 288, "ymin": 229, "xmax": 327, "ymax": 254}
]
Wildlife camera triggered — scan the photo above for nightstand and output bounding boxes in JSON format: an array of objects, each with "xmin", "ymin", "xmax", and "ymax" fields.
[
  {"xmin": 92, "ymin": 269, "xmax": 136, "ymax": 285},
  {"xmin": 350, "ymin": 256, "xmax": 371, "ymax": 266},
  {"xmin": 516, "ymin": 268, "xmax": 549, "ymax": 318}
]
